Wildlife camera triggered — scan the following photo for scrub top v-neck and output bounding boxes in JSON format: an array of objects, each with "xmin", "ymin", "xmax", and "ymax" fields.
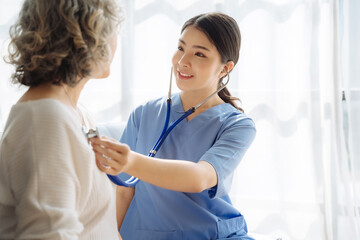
[{"xmin": 119, "ymin": 93, "xmax": 256, "ymax": 240}]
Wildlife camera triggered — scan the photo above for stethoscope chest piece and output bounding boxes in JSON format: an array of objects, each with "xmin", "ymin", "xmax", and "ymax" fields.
[{"xmin": 82, "ymin": 126, "xmax": 99, "ymax": 141}]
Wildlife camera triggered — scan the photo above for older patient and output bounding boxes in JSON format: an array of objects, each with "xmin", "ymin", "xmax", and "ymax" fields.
[{"xmin": 0, "ymin": 0, "xmax": 123, "ymax": 239}]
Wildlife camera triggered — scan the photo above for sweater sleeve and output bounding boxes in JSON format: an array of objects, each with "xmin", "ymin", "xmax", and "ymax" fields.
[{"xmin": 3, "ymin": 104, "xmax": 86, "ymax": 239}]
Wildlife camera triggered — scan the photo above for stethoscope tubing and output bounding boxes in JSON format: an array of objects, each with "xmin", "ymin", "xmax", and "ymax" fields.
[{"xmin": 150, "ymin": 99, "xmax": 172, "ymax": 157}]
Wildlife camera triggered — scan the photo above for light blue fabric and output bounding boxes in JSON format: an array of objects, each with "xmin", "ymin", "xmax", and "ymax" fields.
[{"xmin": 119, "ymin": 93, "xmax": 256, "ymax": 240}]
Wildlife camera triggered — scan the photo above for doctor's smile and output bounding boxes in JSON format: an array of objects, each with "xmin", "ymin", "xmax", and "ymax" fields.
[{"xmin": 177, "ymin": 70, "xmax": 194, "ymax": 80}]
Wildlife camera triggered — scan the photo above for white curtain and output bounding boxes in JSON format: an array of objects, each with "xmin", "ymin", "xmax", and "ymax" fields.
[
  {"xmin": 228, "ymin": 0, "xmax": 360, "ymax": 239},
  {"xmin": 337, "ymin": 0, "xmax": 360, "ymax": 239},
  {"xmin": 0, "ymin": 0, "xmax": 23, "ymax": 132},
  {"xmin": 0, "ymin": 1, "xmax": 359, "ymax": 239}
]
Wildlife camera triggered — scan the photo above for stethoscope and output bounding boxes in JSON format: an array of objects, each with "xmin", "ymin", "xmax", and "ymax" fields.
[{"xmin": 107, "ymin": 67, "xmax": 230, "ymax": 187}]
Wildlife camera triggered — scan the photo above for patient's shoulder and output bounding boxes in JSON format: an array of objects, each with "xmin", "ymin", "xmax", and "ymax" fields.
[{"xmin": 5, "ymin": 99, "xmax": 79, "ymax": 137}]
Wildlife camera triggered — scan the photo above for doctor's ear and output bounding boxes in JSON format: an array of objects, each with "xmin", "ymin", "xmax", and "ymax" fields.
[{"xmin": 219, "ymin": 61, "xmax": 234, "ymax": 78}]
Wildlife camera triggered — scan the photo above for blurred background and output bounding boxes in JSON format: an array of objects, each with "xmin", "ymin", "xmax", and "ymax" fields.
[{"xmin": 0, "ymin": 0, "xmax": 359, "ymax": 239}]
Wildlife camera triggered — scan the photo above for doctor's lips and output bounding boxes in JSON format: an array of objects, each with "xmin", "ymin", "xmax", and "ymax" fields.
[{"xmin": 177, "ymin": 70, "xmax": 194, "ymax": 80}]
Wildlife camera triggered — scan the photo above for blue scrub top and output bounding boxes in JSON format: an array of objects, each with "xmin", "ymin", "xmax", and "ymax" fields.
[{"xmin": 119, "ymin": 93, "xmax": 256, "ymax": 240}]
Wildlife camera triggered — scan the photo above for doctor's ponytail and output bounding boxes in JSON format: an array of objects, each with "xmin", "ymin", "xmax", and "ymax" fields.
[{"xmin": 181, "ymin": 12, "xmax": 244, "ymax": 113}]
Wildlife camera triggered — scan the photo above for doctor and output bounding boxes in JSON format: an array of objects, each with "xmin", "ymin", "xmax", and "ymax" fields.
[{"xmin": 91, "ymin": 12, "xmax": 256, "ymax": 239}]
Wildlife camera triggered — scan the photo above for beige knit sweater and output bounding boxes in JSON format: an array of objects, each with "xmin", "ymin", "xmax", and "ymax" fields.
[{"xmin": 0, "ymin": 99, "xmax": 118, "ymax": 239}]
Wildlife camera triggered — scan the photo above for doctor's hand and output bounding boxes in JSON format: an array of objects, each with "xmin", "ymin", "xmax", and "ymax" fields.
[{"xmin": 90, "ymin": 136, "xmax": 133, "ymax": 175}]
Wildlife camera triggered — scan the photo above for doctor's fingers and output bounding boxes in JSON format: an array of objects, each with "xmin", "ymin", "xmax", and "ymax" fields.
[
  {"xmin": 93, "ymin": 147, "xmax": 127, "ymax": 170},
  {"xmin": 92, "ymin": 144, "xmax": 130, "ymax": 168},
  {"xmin": 95, "ymin": 156, "xmax": 122, "ymax": 175},
  {"xmin": 91, "ymin": 137, "xmax": 130, "ymax": 154},
  {"xmin": 100, "ymin": 135, "xmax": 119, "ymax": 143}
]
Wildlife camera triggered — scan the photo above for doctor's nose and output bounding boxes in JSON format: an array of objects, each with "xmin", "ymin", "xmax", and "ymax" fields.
[{"xmin": 178, "ymin": 54, "xmax": 191, "ymax": 68}]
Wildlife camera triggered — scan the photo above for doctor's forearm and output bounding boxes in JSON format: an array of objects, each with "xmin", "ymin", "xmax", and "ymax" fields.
[{"xmin": 126, "ymin": 151, "xmax": 217, "ymax": 192}]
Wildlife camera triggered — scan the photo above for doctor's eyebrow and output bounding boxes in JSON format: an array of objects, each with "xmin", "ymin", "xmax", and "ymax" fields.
[{"xmin": 178, "ymin": 39, "xmax": 210, "ymax": 51}]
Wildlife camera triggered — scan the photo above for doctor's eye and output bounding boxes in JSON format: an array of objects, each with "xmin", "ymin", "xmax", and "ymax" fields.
[{"xmin": 195, "ymin": 52, "xmax": 206, "ymax": 57}]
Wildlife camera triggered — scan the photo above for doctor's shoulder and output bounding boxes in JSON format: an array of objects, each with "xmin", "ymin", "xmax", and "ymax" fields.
[
  {"xmin": 221, "ymin": 107, "xmax": 257, "ymax": 137},
  {"xmin": 132, "ymin": 95, "xmax": 168, "ymax": 117},
  {"xmin": 220, "ymin": 103, "xmax": 256, "ymax": 126},
  {"xmin": 124, "ymin": 96, "xmax": 167, "ymax": 129}
]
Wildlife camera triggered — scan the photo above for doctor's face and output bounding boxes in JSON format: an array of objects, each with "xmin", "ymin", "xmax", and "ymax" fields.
[{"xmin": 172, "ymin": 26, "xmax": 225, "ymax": 95}]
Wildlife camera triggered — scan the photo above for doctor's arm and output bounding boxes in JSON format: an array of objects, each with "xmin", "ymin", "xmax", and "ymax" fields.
[{"xmin": 91, "ymin": 137, "xmax": 217, "ymax": 193}]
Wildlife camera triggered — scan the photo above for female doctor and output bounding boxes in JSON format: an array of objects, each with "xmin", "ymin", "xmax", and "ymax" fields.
[{"xmin": 91, "ymin": 12, "xmax": 256, "ymax": 239}]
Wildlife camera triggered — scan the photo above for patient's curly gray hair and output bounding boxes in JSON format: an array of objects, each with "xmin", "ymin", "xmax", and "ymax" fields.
[{"xmin": 6, "ymin": 0, "xmax": 124, "ymax": 87}]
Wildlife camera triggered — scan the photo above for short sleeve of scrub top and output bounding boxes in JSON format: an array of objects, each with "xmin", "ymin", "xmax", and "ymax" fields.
[{"xmin": 201, "ymin": 116, "xmax": 256, "ymax": 199}]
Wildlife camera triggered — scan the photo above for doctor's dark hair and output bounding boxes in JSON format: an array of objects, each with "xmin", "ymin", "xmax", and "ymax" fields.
[
  {"xmin": 181, "ymin": 12, "xmax": 244, "ymax": 112},
  {"xmin": 6, "ymin": 0, "xmax": 123, "ymax": 87}
]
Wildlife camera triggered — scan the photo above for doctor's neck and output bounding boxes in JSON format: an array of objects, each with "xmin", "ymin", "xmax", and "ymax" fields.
[{"xmin": 180, "ymin": 90, "xmax": 224, "ymax": 113}]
